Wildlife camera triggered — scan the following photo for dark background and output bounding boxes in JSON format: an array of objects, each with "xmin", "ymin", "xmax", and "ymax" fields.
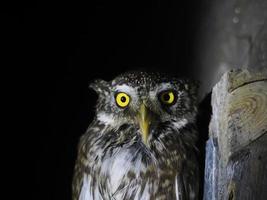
[
  {"xmin": 4, "ymin": 1, "xmax": 266, "ymax": 200},
  {"xmin": 7, "ymin": 3, "xmax": 203, "ymax": 200}
]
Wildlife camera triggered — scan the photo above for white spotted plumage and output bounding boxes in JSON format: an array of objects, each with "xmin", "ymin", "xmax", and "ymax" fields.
[{"xmin": 73, "ymin": 71, "xmax": 199, "ymax": 200}]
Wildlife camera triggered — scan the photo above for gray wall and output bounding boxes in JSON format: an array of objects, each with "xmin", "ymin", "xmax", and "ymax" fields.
[{"xmin": 195, "ymin": 0, "xmax": 267, "ymax": 98}]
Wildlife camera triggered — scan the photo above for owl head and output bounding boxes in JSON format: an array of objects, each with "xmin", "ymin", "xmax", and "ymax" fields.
[{"xmin": 89, "ymin": 71, "xmax": 198, "ymax": 145}]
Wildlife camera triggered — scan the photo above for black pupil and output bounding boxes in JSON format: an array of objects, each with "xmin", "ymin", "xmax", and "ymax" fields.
[
  {"xmin": 163, "ymin": 93, "xmax": 170, "ymax": 101},
  {"xmin": 121, "ymin": 96, "xmax": 126, "ymax": 102}
]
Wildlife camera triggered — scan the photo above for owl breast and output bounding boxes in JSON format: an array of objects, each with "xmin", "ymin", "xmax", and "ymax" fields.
[
  {"xmin": 101, "ymin": 147, "xmax": 147, "ymax": 199},
  {"xmin": 74, "ymin": 122, "xmax": 198, "ymax": 200},
  {"xmin": 98, "ymin": 144, "xmax": 178, "ymax": 200}
]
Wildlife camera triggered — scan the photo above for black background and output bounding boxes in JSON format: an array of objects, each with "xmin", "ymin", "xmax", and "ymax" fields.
[{"xmin": 4, "ymin": 2, "xmax": 207, "ymax": 199}]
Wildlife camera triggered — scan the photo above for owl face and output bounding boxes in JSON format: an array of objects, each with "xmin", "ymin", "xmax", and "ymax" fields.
[{"xmin": 90, "ymin": 71, "xmax": 198, "ymax": 145}]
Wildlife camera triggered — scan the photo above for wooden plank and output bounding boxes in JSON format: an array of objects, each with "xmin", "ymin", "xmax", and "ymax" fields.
[{"xmin": 204, "ymin": 69, "xmax": 267, "ymax": 200}]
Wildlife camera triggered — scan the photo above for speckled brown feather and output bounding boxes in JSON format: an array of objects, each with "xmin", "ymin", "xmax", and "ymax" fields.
[{"xmin": 72, "ymin": 71, "xmax": 199, "ymax": 200}]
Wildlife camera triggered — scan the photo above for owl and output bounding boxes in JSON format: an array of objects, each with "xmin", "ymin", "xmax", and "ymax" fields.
[{"xmin": 72, "ymin": 71, "xmax": 199, "ymax": 200}]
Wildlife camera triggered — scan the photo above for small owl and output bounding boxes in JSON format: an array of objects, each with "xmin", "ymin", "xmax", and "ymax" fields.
[{"xmin": 72, "ymin": 71, "xmax": 199, "ymax": 200}]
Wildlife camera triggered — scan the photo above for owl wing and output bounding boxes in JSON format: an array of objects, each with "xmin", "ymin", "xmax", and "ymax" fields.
[
  {"xmin": 72, "ymin": 141, "xmax": 92, "ymax": 200},
  {"xmin": 72, "ymin": 171, "xmax": 94, "ymax": 200},
  {"xmin": 175, "ymin": 157, "xmax": 199, "ymax": 200},
  {"xmin": 72, "ymin": 125, "xmax": 99, "ymax": 200},
  {"xmin": 72, "ymin": 160, "xmax": 93, "ymax": 200},
  {"xmin": 72, "ymin": 121, "xmax": 114, "ymax": 200}
]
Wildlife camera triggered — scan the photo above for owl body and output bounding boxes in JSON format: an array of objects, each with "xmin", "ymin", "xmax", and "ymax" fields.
[{"xmin": 73, "ymin": 72, "xmax": 199, "ymax": 200}]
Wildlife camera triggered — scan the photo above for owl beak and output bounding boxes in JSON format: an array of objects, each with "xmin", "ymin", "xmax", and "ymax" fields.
[{"xmin": 137, "ymin": 103, "xmax": 151, "ymax": 145}]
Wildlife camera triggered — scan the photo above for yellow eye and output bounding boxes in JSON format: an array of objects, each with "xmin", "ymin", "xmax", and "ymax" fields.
[
  {"xmin": 160, "ymin": 91, "xmax": 176, "ymax": 105},
  {"xmin": 115, "ymin": 92, "xmax": 130, "ymax": 108}
]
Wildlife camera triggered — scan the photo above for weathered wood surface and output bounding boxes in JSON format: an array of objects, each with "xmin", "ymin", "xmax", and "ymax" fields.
[{"xmin": 204, "ymin": 69, "xmax": 267, "ymax": 200}]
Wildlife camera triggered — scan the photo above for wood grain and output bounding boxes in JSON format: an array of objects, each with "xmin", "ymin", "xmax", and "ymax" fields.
[{"xmin": 204, "ymin": 69, "xmax": 267, "ymax": 200}]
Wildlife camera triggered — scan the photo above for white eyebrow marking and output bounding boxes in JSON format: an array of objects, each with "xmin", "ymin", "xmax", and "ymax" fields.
[
  {"xmin": 149, "ymin": 83, "xmax": 173, "ymax": 99},
  {"xmin": 156, "ymin": 83, "xmax": 173, "ymax": 91},
  {"xmin": 115, "ymin": 84, "xmax": 137, "ymax": 94}
]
